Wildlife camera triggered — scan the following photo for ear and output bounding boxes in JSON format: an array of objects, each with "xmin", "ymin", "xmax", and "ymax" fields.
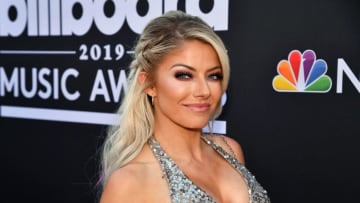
[
  {"xmin": 138, "ymin": 71, "xmax": 147, "ymax": 84},
  {"xmin": 138, "ymin": 71, "xmax": 156, "ymax": 97},
  {"xmin": 145, "ymin": 85, "xmax": 156, "ymax": 97}
]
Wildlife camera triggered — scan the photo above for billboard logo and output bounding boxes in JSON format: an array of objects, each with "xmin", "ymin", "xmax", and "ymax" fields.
[
  {"xmin": 272, "ymin": 49, "xmax": 332, "ymax": 93},
  {"xmin": 0, "ymin": 0, "xmax": 229, "ymax": 37}
]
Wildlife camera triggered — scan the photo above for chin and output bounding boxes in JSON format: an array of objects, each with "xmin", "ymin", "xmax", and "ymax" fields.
[{"xmin": 182, "ymin": 121, "xmax": 209, "ymax": 131}]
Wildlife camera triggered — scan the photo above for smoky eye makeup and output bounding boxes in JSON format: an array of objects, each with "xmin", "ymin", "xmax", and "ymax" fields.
[
  {"xmin": 208, "ymin": 71, "xmax": 223, "ymax": 80},
  {"xmin": 174, "ymin": 71, "xmax": 193, "ymax": 80},
  {"xmin": 172, "ymin": 64, "xmax": 222, "ymax": 81}
]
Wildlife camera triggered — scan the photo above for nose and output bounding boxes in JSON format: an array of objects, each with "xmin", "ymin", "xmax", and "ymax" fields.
[{"xmin": 193, "ymin": 78, "xmax": 210, "ymax": 98}]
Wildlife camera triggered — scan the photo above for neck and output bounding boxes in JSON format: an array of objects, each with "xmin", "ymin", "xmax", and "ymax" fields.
[{"xmin": 153, "ymin": 123, "xmax": 207, "ymax": 162}]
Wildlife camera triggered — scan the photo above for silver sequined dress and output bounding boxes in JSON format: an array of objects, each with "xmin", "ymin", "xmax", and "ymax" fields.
[{"xmin": 148, "ymin": 136, "xmax": 271, "ymax": 203}]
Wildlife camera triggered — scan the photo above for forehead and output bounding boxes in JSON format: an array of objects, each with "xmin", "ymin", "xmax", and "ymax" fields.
[{"xmin": 157, "ymin": 39, "xmax": 221, "ymax": 71}]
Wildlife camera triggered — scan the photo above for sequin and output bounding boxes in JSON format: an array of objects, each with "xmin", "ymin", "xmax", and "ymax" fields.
[{"xmin": 148, "ymin": 136, "xmax": 271, "ymax": 203}]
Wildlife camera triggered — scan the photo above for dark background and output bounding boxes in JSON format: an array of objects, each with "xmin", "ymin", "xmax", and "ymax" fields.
[{"xmin": 1, "ymin": 0, "xmax": 359, "ymax": 202}]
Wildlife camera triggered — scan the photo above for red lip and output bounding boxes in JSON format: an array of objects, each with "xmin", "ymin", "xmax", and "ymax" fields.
[{"xmin": 184, "ymin": 103, "xmax": 211, "ymax": 112}]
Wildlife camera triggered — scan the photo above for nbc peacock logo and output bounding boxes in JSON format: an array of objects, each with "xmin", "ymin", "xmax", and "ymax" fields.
[{"xmin": 272, "ymin": 49, "xmax": 332, "ymax": 93}]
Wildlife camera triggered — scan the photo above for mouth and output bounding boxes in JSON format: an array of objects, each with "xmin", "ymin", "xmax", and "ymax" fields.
[{"xmin": 184, "ymin": 103, "xmax": 211, "ymax": 112}]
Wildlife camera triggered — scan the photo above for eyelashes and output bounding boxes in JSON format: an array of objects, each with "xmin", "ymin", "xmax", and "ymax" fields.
[
  {"xmin": 175, "ymin": 71, "xmax": 192, "ymax": 80},
  {"xmin": 209, "ymin": 72, "xmax": 223, "ymax": 80},
  {"xmin": 174, "ymin": 71, "xmax": 223, "ymax": 81}
]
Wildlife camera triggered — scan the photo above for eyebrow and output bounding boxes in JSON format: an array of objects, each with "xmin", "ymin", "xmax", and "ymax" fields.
[{"xmin": 170, "ymin": 63, "xmax": 221, "ymax": 72}]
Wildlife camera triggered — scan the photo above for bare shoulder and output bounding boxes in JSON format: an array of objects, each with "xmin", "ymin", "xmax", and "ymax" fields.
[
  {"xmin": 99, "ymin": 163, "xmax": 145, "ymax": 203},
  {"xmin": 100, "ymin": 145, "xmax": 169, "ymax": 203},
  {"xmin": 208, "ymin": 134, "xmax": 246, "ymax": 165}
]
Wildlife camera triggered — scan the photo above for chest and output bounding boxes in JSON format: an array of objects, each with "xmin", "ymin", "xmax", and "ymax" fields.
[{"xmin": 179, "ymin": 160, "xmax": 250, "ymax": 203}]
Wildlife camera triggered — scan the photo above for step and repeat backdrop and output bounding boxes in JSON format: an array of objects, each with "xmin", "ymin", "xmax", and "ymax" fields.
[{"xmin": 1, "ymin": 0, "xmax": 359, "ymax": 202}]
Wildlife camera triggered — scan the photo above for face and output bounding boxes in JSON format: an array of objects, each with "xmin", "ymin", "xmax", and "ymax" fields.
[{"xmin": 148, "ymin": 39, "xmax": 223, "ymax": 130}]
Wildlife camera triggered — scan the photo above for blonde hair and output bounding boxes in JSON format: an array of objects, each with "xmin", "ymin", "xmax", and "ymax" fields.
[{"xmin": 100, "ymin": 10, "xmax": 230, "ymax": 185}]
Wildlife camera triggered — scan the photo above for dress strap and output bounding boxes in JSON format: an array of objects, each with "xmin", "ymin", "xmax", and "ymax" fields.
[
  {"xmin": 201, "ymin": 135, "xmax": 271, "ymax": 203},
  {"xmin": 220, "ymin": 135, "xmax": 237, "ymax": 159}
]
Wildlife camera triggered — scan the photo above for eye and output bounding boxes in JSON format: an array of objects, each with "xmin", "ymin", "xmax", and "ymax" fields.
[
  {"xmin": 208, "ymin": 72, "xmax": 223, "ymax": 81},
  {"xmin": 175, "ymin": 71, "xmax": 192, "ymax": 80}
]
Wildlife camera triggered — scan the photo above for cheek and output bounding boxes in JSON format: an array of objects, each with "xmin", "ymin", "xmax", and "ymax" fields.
[
  {"xmin": 210, "ymin": 83, "xmax": 223, "ymax": 100},
  {"xmin": 156, "ymin": 78, "xmax": 187, "ymax": 102}
]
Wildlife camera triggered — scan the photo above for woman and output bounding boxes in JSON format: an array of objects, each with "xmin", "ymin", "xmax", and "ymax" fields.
[{"xmin": 99, "ymin": 10, "xmax": 270, "ymax": 203}]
